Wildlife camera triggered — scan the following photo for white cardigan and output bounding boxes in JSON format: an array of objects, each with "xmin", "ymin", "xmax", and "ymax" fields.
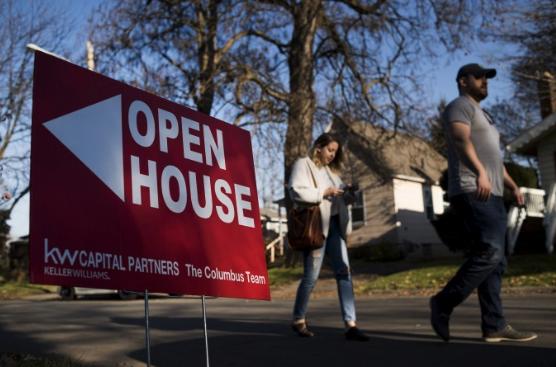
[{"xmin": 288, "ymin": 157, "xmax": 356, "ymax": 240}]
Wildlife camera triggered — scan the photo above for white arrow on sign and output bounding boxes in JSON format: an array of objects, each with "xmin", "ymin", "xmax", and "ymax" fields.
[{"xmin": 43, "ymin": 95, "xmax": 125, "ymax": 202}]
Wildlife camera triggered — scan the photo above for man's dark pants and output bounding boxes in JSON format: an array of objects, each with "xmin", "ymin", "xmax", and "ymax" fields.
[{"xmin": 435, "ymin": 193, "xmax": 508, "ymax": 333}]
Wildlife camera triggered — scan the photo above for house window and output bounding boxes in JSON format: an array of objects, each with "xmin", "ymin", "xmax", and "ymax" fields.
[
  {"xmin": 422, "ymin": 186, "xmax": 435, "ymax": 221},
  {"xmin": 351, "ymin": 190, "xmax": 366, "ymax": 227}
]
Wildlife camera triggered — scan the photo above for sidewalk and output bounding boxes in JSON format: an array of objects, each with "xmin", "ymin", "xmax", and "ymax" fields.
[
  {"xmin": 5, "ymin": 292, "xmax": 555, "ymax": 367},
  {"xmin": 126, "ymin": 293, "xmax": 556, "ymax": 367}
]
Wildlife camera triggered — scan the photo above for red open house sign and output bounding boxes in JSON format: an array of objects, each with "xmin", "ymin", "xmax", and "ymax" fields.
[{"xmin": 29, "ymin": 51, "xmax": 270, "ymax": 301}]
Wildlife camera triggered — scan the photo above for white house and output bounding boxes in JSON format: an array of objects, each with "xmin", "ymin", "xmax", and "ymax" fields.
[
  {"xmin": 506, "ymin": 111, "xmax": 556, "ymax": 254},
  {"xmin": 506, "ymin": 71, "xmax": 555, "ymax": 254},
  {"xmin": 329, "ymin": 119, "xmax": 451, "ymax": 258}
]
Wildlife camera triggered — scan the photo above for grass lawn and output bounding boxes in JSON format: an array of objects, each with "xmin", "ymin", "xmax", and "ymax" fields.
[
  {"xmin": 0, "ymin": 281, "xmax": 57, "ymax": 300},
  {"xmin": 1, "ymin": 255, "xmax": 555, "ymax": 300},
  {"xmin": 355, "ymin": 254, "xmax": 556, "ymax": 293},
  {"xmin": 267, "ymin": 254, "xmax": 556, "ymax": 294}
]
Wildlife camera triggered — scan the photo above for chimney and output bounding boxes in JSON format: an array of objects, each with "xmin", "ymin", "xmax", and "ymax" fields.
[
  {"xmin": 87, "ymin": 41, "xmax": 95, "ymax": 71},
  {"xmin": 537, "ymin": 71, "xmax": 556, "ymax": 120}
]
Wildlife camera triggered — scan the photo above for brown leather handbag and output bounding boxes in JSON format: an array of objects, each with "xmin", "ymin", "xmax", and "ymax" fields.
[
  {"xmin": 287, "ymin": 163, "xmax": 324, "ymax": 251},
  {"xmin": 287, "ymin": 205, "xmax": 324, "ymax": 251}
]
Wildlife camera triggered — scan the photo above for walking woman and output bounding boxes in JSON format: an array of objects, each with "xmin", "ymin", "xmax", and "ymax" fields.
[{"xmin": 288, "ymin": 132, "xmax": 368, "ymax": 341}]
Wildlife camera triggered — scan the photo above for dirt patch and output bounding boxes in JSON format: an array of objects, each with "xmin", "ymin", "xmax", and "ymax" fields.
[{"xmin": 270, "ymin": 263, "xmax": 386, "ymax": 299}]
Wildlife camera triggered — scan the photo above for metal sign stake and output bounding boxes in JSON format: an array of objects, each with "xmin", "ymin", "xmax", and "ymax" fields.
[
  {"xmin": 202, "ymin": 295, "xmax": 210, "ymax": 367},
  {"xmin": 144, "ymin": 289, "xmax": 151, "ymax": 367}
]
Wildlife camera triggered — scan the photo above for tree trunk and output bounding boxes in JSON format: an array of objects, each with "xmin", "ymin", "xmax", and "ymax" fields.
[
  {"xmin": 284, "ymin": 0, "xmax": 320, "ymax": 184},
  {"xmin": 283, "ymin": 0, "xmax": 320, "ymax": 268},
  {"xmin": 195, "ymin": 0, "xmax": 218, "ymax": 115}
]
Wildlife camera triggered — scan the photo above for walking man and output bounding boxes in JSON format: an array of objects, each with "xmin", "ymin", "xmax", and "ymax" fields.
[{"xmin": 429, "ymin": 63, "xmax": 538, "ymax": 343}]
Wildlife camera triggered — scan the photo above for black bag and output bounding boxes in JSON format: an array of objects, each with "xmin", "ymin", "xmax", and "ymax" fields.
[{"xmin": 287, "ymin": 205, "xmax": 324, "ymax": 251}]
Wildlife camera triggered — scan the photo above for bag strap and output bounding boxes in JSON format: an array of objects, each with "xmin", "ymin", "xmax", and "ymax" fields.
[
  {"xmin": 306, "ymin": 160, "xmax": 318, "ymax": 189},
  {"xmin": 291, "ymin": 159, "xmax": 320, "ymax": 210}
]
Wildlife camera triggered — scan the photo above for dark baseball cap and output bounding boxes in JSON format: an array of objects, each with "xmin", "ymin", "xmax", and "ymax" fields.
[{"xmin": 456, "ymin": 63, "xmax": 496, "ymax": 81}]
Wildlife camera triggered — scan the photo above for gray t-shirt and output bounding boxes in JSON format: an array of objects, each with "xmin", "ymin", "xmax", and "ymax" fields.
[{"xmin": 444, "ymin": 96, "xmax": 504, "ymax": 197}]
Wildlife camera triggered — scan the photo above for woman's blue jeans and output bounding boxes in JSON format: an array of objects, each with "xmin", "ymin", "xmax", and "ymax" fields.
[
  {"xmin": 293, "ymin": 215, "xmax": 356, "ymax": 324},
  {"xmin": 436, "ymin": 193, "xmax": 508, "ymax": 333}
]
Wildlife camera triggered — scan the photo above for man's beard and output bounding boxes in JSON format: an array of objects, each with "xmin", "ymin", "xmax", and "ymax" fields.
[{"xmin": 469, "ymin": 85, "xmax": 488, "ymax": 102}]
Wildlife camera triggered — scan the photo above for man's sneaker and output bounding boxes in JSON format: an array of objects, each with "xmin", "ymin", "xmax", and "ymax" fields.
[
  {"xmin": 429, "ymin": 296, "xmax": 450, "ymax": 342},
  {"xmin": 483, "ymin": 325, "xmax": 537, "ymax": 342}
]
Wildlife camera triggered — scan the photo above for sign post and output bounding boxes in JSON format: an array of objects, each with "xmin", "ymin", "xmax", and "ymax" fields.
[{"xmin": 30, "ymin": 50, "xmax": 270, "ymax": 301}]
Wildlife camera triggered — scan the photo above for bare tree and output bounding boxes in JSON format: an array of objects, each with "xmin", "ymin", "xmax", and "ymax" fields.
[
  {"xmin": 486, "ymin": 0, "xmax": 556, "ymax": 120},
  {"xmin": 426, "ymin": 99, "xmax": 447, "ymax": 159},
  {"xmin": 487, "ymin": 101, "xmax": 537, "ymax": 151},
  {"xmin": 89, "ymin": 0, "xmax": 292, "ymax": 214},
  {"xmin": 89, "ymin": 0, "xmax": 255, "ymax": 115},
  {"xmin": 0, "ymin": 0, "xmax": 74, "ymax": 240},
  {"xmin": 228, "ymin": 0, "xmax": 512, "ymax": 187},
  {"xmin": 90, "ymin": 1, "xmax": 508, "ymax": 181},
  {"xmin": 510, "ymin": 1, "xmax": 556, "ymax": 117}
]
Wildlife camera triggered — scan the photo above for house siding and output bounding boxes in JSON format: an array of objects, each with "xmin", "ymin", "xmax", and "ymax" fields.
[
  {"xmin": 350, "ymin": 181, "xmax": 397, "ymax": 246},
  {"xmin": 342, "ymin": 153, "xmax": 398, "ymax": 247},
  {"xmin": 393, "ymin": 178, "xmax": 444, "ymax": 245},
  {"xmin": 537, "ymin": 130, "xmax": 556, "ymax": 190}
]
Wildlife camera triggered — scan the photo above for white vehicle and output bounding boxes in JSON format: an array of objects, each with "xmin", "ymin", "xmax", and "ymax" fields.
[{"xmin": 57, "ymin": 286, "xmax": 139, "ymax": 300}]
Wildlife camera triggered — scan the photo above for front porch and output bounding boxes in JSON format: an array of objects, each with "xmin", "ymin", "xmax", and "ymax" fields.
[{"xmin": 507, "ymin": 183, "xmax": 556, "ymax": 255}]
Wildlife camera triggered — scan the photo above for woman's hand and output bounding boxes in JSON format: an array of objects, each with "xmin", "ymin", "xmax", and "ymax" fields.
[
  {"xmin": 324, "ymin": 186, "xmax": 345, "ymax": 198},
  {"xmin": 346, "ymin": 182, "xmax": 359, "ymax": 192}
]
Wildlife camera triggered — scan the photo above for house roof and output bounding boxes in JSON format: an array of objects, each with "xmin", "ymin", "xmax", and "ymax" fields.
[
  {"xmin": 259, "ymin": 207, "xmax": 287, "ymax": 221},
  {"xmin": 330, "ymin": 119, "xmax": 447, "ymax": 184},
  {"xmin": 506, "ymin": 112, "xmax": 556, "ymax": 156}
]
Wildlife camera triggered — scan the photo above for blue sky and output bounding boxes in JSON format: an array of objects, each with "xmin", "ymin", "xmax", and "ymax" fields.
[
  {"xmin": 7, "ymin": 1, "xmax": 519, "ymax": 238},
  {"xmin": 427, "ymin": 53, "xmax": 516, "ymax": 106},
  {"xmin": 7, "ymin": 0, "xmax": 105, "ymax": 238}
]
